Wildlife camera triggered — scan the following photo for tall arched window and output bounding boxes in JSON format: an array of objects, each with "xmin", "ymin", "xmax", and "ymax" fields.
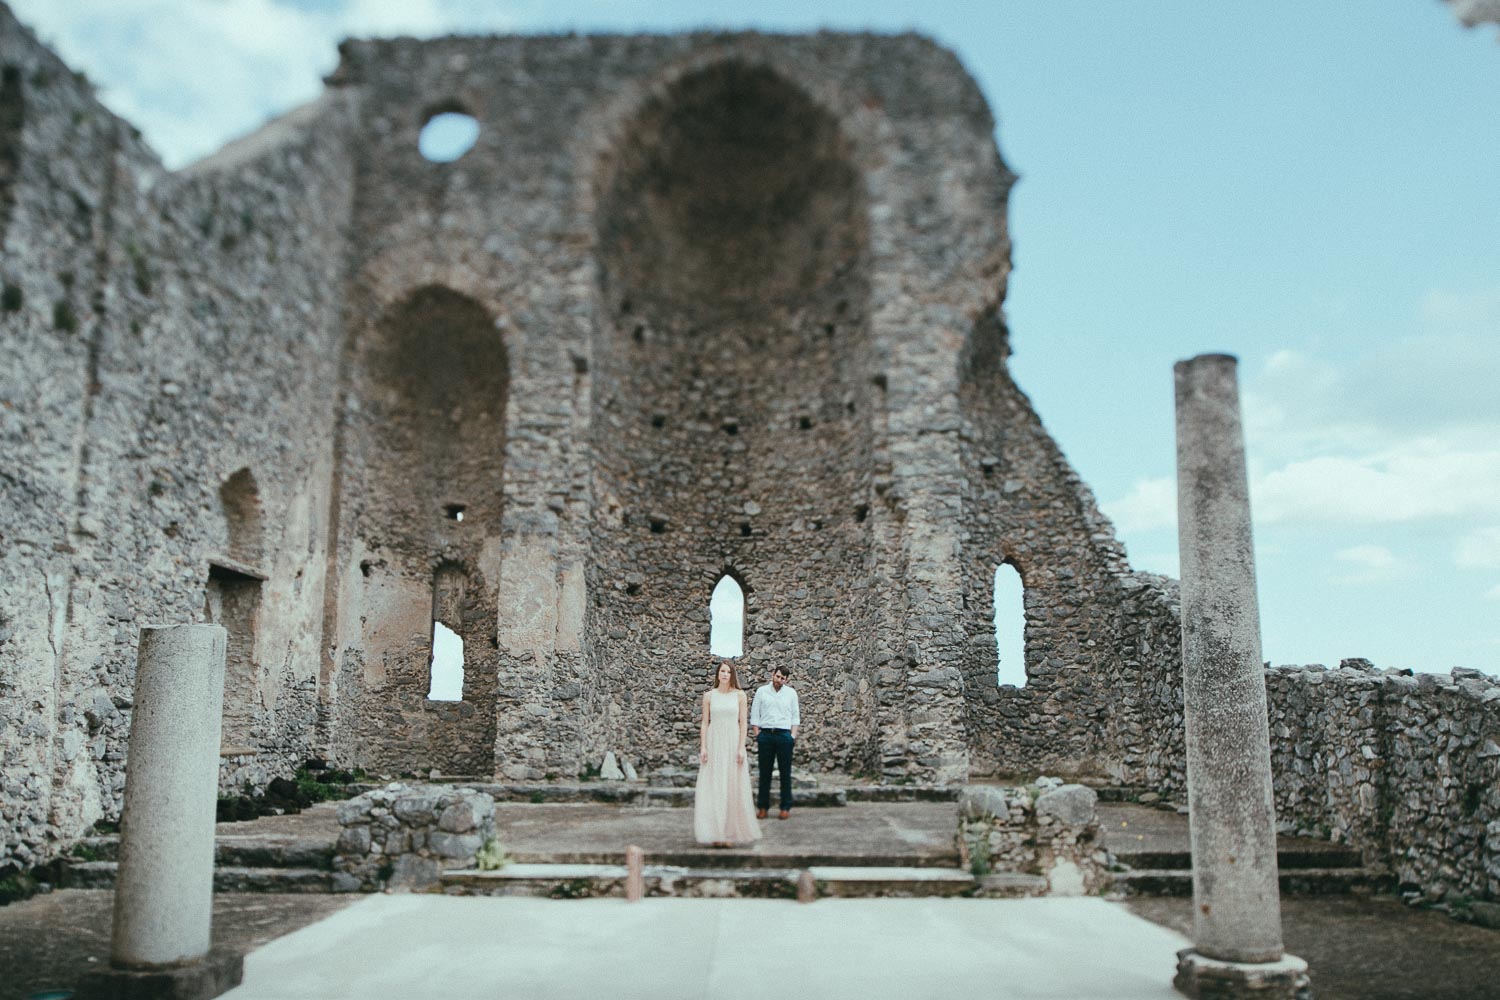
[
  {"xmin": 993, "ymin": 563, "xmax": 1027, "ymax": 688},
  {"xmin": 709, "ymin": 575, "xmax": 745, "ymax": 658},
  {"xmin": 428, "ymin": 564, "xmax": 467, "ymax": 701},
  {"xmin": 428, "ymin": 622, "xmax": 465, "ymax": 701}
]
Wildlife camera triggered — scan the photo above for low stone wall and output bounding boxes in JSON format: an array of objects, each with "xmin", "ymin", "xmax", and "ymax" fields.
[
  {"xmin": 1265, "ymin": 662, "xmax": 1500, "ymax": 907},
  {"xmin": 332, "ymin": 784, "xmax": 495, "ymax": 892},
  {"xmin": 956, "ymin": 780, "xmax": 1109, "ymax": 895}
]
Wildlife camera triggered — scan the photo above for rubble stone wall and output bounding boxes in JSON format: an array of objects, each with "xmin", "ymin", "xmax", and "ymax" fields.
[
  {"xmin": 0, "ymin": 6, "xmax": 354, "ymax": 869},
  {"xmin": 5, "ymin": 8, "xmax": 1495, "ymax": 917},
  {"xmin": 957, "ymin": 781, "xmax": 1110, "ymax": 896},
  {"xmin": 1264, "ymin": 662, "xmax": 1500, "ymax": 904}
]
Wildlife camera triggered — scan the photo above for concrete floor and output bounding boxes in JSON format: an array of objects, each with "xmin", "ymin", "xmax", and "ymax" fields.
[{"xmin": 218, "ymin": 895, "xmax": 1190, "ymax": 1000}]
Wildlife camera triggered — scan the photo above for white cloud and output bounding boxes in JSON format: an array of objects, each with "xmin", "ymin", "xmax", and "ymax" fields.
[
  {"xmin": 1456, "ymin": 527, "xmax": 1500, "ymax": 570},
  {"xmin": 1251, "ymin": 434, "xmax": 1500, "ymax": 526},
  {"xmin": 1102, "ymin": 476, "xmax": 1176, "ymax": 534},
  {"xmin": 9, "ymin": 0, "xmax": 526, "ymax": 168}
]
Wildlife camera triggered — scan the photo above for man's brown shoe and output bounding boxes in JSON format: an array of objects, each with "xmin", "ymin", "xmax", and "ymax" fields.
[
  {"xmin": 778, "ymin": 810, "xmax": 790, "ymax": 820},
  {"xmin": 756, "ymin": 809, "xmax": 767, "ymax": 819}
]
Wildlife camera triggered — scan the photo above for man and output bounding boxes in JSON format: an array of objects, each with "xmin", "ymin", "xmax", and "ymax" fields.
[{"xmin": 749, "ymin": 667, "xmax": 800, "ymax": 820}]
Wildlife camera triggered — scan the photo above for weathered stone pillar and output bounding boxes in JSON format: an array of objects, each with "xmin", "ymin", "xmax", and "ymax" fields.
[
  {"xmin": 79, "ymin": 624, "xmax": 243, "ymax": 1000},
  {"xmin": 1172, "ymin": 355, "xmax": 1308, "ymax": 998}
]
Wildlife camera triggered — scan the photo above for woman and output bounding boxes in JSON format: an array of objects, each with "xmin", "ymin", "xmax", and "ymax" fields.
[{"xmin": 693, "ymin": 658, "xmax": 762, "ymax": 847}]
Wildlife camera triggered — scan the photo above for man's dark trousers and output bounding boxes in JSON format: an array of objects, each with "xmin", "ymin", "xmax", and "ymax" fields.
[{"xmin": 756, "ymin": 729, "xmax": 794, "ymax": 812}]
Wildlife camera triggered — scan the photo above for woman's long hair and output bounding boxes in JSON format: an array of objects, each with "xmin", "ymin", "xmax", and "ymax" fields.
[{"xmin": 710, "ymin": 658, "xmax": 742, "ymax": 691}]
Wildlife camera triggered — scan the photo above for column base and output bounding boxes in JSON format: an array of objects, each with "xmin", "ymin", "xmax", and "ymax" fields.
[
  {"xmin": 1174, "ymin": 948, "xmax": 1311, "ymax": 1000},
  {"xmin": 75, "ymin": 951, "xmax": 244, "ymax": 1000}
]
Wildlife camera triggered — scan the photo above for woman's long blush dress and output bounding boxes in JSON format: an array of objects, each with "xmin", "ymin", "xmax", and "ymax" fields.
[{"xmin": 692, "ymin": 689, "xmax": 762, "ymax": 845}]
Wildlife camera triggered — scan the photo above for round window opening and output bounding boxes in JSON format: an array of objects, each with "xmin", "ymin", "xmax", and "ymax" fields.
[{"xmin": 419, "ymin": 111, "xmax": 479, "ymax": 163}]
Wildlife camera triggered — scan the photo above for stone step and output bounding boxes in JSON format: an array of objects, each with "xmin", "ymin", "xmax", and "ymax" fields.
[
  {"xmin": 391, "ymin": 782, "xmax": 961, "ymax": 807},
  {"xmin": 505, "ymin": 848, "xmax": 962, "ymax": 870},
  {"xmin": 1111, "ymin": 845, "xmax": 1364, "ymax": 872},
  {"xmin": 439, "ymin": 863, "xmax": 983, "ymax": 899},
  {"xmin": 1108, "ymin": 866, "xmax": 1382, "ymax": 897},
  {"xmin": 64, "ymin": 861, "xmax": 335, "ymax": 893},
  {"xmin": 69, "ymin": 835, "xmax": 335, "ymax": 870}
]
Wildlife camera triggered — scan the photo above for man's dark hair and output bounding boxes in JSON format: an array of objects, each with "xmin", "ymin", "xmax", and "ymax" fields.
[{"xmin": 771, "ymin": 666, "xmax": 791, "ymax": 678}]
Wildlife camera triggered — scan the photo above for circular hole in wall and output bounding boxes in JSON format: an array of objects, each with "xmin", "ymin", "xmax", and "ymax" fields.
[{"xmin": 418, "ymin": 111, "xmax": 479, "ymax": 163}]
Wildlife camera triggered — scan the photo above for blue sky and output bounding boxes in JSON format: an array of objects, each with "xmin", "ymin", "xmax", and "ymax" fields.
[{"xmin": 15, "ymin": 1, "xmax": 1499, "ymax": 675}]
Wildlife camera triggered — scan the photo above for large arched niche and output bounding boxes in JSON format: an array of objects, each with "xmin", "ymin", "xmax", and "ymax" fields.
[
  {"xmin": 584, "ymin": 59, "xmax": 884, "ymax": 777},
  {"xmin": 597, "ymin": 59, "xmax": 867, "ymax": 317},
  {"xmin": 336, "ymin": 283, "xmax": 507, "ymax": 776}
]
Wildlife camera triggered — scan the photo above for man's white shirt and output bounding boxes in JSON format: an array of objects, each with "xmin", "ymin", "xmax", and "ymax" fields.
[{"xmin": 750, "ymin": 683, "xmax": 800, "ymax": 730}]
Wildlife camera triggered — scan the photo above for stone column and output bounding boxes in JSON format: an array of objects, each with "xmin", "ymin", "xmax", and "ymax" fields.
[
  {"xmin": 79, "ymin": 624, "xmax": 243, "ymax": 1000},
  {"xmin": 1172, "ymin": 355, "xmax": 1308, "ymax": 998}
]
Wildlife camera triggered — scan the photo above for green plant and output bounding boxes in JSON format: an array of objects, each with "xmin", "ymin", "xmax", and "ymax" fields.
[
  {"xmin": 475, "ymin": 838, "xmax": 511, "ymax": 871},
  {"xmin": 1, "ymin": 283, "xmax": 21, "ymax": 311},
  {"xmin": 968, "ymin": 839, "xmax": 992, "ymax": 878},
  {"xmin": 550, "ymin": 878, "xmax": 593, "ymax": 899},
  {"xmin": 528, "ymin": 791, "xmax": 546, "ymax": 804},
  {"xmin": 0, "ymin": 871, "xmax": 39, "ymax": 906},
  {"xmin": 292, "ymin": 766, "xmax": 361, "ymax": 805},
  {"xmin": 69, "ymin": 843, "xmax": 103, "ymax": 863}
]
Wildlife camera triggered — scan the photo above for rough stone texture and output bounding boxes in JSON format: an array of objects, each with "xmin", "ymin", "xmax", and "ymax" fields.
[
  {"xmin": 1174, "ymin": 354, "xmax": 1285, "ymax": 965},
  {"xmin": 1264, "ymin": 662, "xmax": 1500, "ymax": 908},
  {"xmin": 1, "ymin": 4, "xmax": 348, "ymax": 873},
  {"xmin": 1173, "ymin": 949, "xmax": 1311, "ymax": 1000},
  {"xmin": 956, "ymin": 782, "xmax": 1109, "ymax": 896},
  {"xmin": 110, "ymin": 625, "xmax": 226, "ymax": 969},
  {"xmin": 1, "ymin": 7, "xmax": 1497, "ymax": 923},
  {"xmin": 332, "ymin": 783, "xmax": 496, "ymax": 892}
]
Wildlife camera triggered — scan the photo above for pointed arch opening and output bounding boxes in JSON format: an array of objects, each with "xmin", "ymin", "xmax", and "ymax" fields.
[
  {"xmin": 709, "ymin": 573, "xmax": 746, "ymax": 658},
  {"xmin": 993, "ymin": 562, "xmax": 1027, "ymax": 688}
]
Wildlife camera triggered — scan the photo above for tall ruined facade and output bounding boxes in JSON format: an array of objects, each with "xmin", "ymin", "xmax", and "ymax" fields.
[{"xmin": 1, "ymin": 11, "xmax": 1189, "ymax": 868}]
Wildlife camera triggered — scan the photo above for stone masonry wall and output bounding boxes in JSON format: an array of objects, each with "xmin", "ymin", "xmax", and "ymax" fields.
[
  {"xmin": 956, "ymin": 317, "xmax": 1185, "ymax": 784},
  {"xmin": 0, "ymin": 5, "xmax": 355, "ymax": 870},
  {"xmin": 1265, "ymin": 662, "xmax": 1500, "ymax": 905},
  {"xmin": 6, "ymin": 10, "xmax": 1494, "ymax": 917}
]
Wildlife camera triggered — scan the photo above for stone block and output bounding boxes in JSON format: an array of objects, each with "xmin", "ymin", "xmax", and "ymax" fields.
[
  {"xmin": 1035, "ymin": 784, "xmax": 1097, "ymax": 826},
  {"xmin": 958, "ymin": 786, "xmax": 1010, "ymax": 821},
  {"xmin": 429, "ymin": 831, "xmax": 483, "ymax": 860},
  {"xmin": 393, "ymin": 794, "xmax": 441, "ymax": 824},
  {"xmin": 388, "ymin": 854, "xmax": 442, "ymax": 890},
  {"xmin": 330, "ymin": 872, "xmax": 363, "ymax": 893},
  {"xmin": 336, "ymin": 824, "xmax": 371, "ymax": 855},
  {"xmin": 438, "ymin": 801, "xmax": 477, "ymax": 833}
]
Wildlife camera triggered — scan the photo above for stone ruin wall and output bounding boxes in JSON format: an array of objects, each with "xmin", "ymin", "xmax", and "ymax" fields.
[
  {"xmin": 956, "ymin": 315, "xmax": 1187, "ymax": 783},
  {"xmin": 0, "ymin": 5, "xmax": 354, "ymax": 868},
  {"xmin": 2, "ymin": 7, "xmax": 1496, "ymax": 908},
  {"xmin": 1264, "ymin": 663, "xmax": 1500, "ymax": 906}
]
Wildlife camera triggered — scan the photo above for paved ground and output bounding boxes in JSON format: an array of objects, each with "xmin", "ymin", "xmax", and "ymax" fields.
[
  {"xmin": 494, "ymin": 800, "xmax": 959, "ymax": 865},
  {"xmin": 1127, "ymin": 896, "xmax": 1500, "ymax": 1000},
  {"xmin": 4, "ymin": 798, "xmax": 1497, "ymax": 998},
  {"xmin": 0, "ymin": 890, "xmax": 351, "ymax": 1000},
  {"xmin": 219, "ymin": 895, "xmax": 1190, "ymax": 1000}
]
